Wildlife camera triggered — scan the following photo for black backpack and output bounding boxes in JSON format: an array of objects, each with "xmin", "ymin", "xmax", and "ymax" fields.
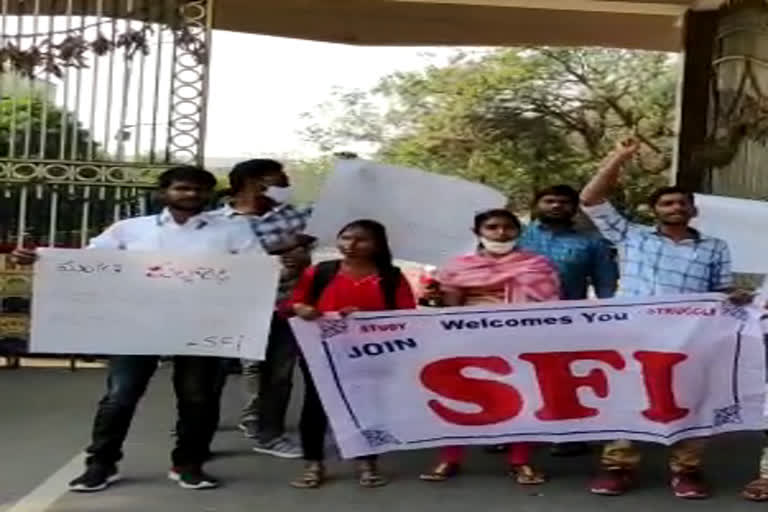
[{"xmin": 308, "ymin": 260, "xmax": 402, "ymax": 310}]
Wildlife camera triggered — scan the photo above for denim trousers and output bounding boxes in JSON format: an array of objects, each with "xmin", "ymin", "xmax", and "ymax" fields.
[
  {"xmin": 241, "ymin": 314, "xmax": 298, "ymax": 442},
  {"xmin": 85, "ymin": 355, "xmax": 221, "ymax": 467}
]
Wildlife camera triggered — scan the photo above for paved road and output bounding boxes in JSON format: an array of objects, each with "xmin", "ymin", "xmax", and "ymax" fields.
[{"xmin": 1, "ymin": 367, "xmax": 766, "ymax": 512}]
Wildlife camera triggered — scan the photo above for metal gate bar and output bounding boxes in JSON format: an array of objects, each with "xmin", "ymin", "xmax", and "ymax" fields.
[{"xmin": 0, "ymin": 0, "xmax": 213, "ymax": 365}]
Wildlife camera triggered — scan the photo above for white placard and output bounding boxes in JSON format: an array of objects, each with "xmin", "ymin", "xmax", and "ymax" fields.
[
  {"xmin": 292, "ymin": 295, "xmax": 765, "ymax": 458},
  {"xmin": 30, "ymin": 248, "xmax": 280, "ymax": 359},
  {"xmin": 693, "ymin": 194, "xmax": 768, "ymax": 274},
  {"xmin": 306, "ymin": 159, "xmax": 508, "ymax": 264}
]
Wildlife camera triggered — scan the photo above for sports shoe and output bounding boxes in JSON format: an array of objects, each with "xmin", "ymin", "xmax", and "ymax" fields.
[
  {"xmin": 252, "ymin": 435, "xmax": 302, "ymax": 459},
  {"xmin": 238, "ymin": 420, "xmax": 259, "ymax": 439},
  {"xmin": 671, "ymin": 471, "xmax": 710, "ymax": 499},
  {"xmin": 68, "ymin": 464, "xmax": 121, "ymax": 492},
  {"xmin": 168, "ymin": 466, "xmax": 219, "ymax": 490},
  {"xmin": 589, "ymin": 469, "xmax": 634, "ymax": 496}
]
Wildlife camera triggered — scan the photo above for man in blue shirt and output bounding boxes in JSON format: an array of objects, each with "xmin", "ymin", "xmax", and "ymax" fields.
[
  {"xmin": 520, "ymin": 184, "xmax": 618, "ymax": 302},
  {"xmin": 519, "ymin": 184, "xmax": 618, "ymax": 458}
]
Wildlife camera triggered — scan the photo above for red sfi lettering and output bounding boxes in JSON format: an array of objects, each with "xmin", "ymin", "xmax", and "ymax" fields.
[
  {"xmin": 634, "ymin": 351, "xmax": 689, "ymax": 423},
  {"xmin": 519, "ymin": 350, "xmax": 626, "ymax": 420},
  {"xmin": 419, "ymin": 356, "xmax": 523, "ymax": 426}
]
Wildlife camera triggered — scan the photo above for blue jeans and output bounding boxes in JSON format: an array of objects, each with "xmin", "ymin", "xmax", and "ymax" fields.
[{"xmin": 85, "ymin": 355, "xmax": 220, "ymax": 468}]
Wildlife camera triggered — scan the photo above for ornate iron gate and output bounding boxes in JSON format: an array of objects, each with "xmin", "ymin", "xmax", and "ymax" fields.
[{"xmin": 0, "ymin": 0, "xmax": 213, "ymax": 363}]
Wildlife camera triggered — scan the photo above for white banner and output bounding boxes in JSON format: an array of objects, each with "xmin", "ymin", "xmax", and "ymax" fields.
[
  {"xmin": 692, "ymin": 194, "xmax": 768, "ymax": 274},
  {"xmin": 292, "ymin": 295, "xmax": 766, "ymax": 458},
  {"xmin": 306, "ymin": 159, "xmax": 507, "ymax": 264},
  {"xmin": 31, "ymin": 248, "xmax": 280, "ymax": 359}
]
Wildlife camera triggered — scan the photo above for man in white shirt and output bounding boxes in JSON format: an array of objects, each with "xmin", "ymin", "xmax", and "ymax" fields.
[{"xmin": 12, "ymin": 166, "xmax": 260, "ymax": 492}]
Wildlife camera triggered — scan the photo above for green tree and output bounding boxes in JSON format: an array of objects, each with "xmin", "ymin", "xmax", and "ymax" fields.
[
  {"xmin": 287, "ymin": 156, "xmax": 334, "ymax": 204},
  {"xmin": 0, "ymin": 95, "xmax": 98, "ymax": 160},
  {"xmin": 0, "ymin": 94, "xmax": 103, "ymax": 246},
  {"xmin": 302, "ymin": 48, "xmax": 677, "ymax": 218}
]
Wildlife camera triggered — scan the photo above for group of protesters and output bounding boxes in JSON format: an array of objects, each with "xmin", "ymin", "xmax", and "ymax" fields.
[{"xmin": 11, "ymin": 138, "xmax": 768, "ymax": 500}]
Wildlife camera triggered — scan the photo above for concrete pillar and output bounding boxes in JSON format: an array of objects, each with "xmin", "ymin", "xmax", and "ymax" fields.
[
  {"xmin": 709, "ymin": 0, "xmax": 768, "ymax": 199},
  {"xmin": 675, "ymin": 10, "xmax": 718, "ymax": 193},
  {"xmin": 677, "ymin": 0, "xmax": 768, "ymax": 199}
]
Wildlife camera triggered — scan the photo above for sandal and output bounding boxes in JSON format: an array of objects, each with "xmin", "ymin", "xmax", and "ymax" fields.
[
  {"xmin": 290, "ymin": 462, "xmax": 325, "ymax": 489},
  {"xmin": 419, "ymin": 462, "xmax": 460, "ymax": 482},
  {"xmin": 743, "ymin": 477, "xmax": 768, "ymax": 501},
  {"xmin": 509, "ymin": 464, "xmax": 546, "ymax": 485},
  {"xmin": 357, "ymin": 460, "xmax": 389, "ymax": 488}
]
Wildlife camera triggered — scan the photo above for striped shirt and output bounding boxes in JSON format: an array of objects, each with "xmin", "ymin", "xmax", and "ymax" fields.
[
  {"xmin": 582, "ymin": 201, "xmax": 732, "ymax": 297},
  {"xmin": 213, "ymin": 203, "xmax": 313, "ymax": 302}
]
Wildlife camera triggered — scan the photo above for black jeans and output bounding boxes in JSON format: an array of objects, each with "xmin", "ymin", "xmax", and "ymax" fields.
[
  {"xmin": 86, "ymin": 355, "xmax": 221, "ymax": 468},
  {"xmin": 298, "ymin": 356, "xmax": 329, "ymax": 461},
  {"xmin": 209, "ymin": 357, "xmax": 235, "ymax": 432},
  {"xmin": 298, "ymin": 357, "xmax": 375, "ymax": 463},
  {"xmin": 255, "ymin": 315, "xmax": 298, "ymax": 442}
]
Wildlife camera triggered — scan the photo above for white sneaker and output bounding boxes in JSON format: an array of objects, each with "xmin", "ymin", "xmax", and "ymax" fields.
[
  {"xmin": 168, "ymin": 466, "xmax": 219, "ymax": 490},
  {"xmin": 252, "ymin": 435, "xmax": 302, "ymax": 459}
]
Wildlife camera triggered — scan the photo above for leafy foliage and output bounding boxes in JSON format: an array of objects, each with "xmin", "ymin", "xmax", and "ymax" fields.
[
  {"xmin": 0, "ymin": 1, "xmax": 206, "ymax": 79},
  {"xmin": 302, "ymin": 48, "xmax": 678, "ymax": 218},
  {"xmin": 0, "ymin": 95, "xmax": 97, "ymax": 160},
  {"xmin": 287, "ymin": 156, "xmax": 334, "ymax": 205}
]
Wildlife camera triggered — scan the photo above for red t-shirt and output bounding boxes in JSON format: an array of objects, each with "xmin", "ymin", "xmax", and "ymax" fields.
[{"xmin": 291, "ymin": 265, "xmax": 417, "ymax": 313}]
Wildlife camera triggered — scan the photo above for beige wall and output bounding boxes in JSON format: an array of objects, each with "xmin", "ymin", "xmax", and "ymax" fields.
[{"xmin": 7, "ymin": 0, "xmax": 725, "ymax": 51}]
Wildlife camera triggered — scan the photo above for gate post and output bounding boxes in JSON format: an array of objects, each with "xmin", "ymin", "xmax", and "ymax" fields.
[
  {"xmin": 0, "ymin": 0, "xmax": 215, "ymax": 366},
  {"xmin": 168, "ymin": 0, "xmax": 214, "ymax": 166}
]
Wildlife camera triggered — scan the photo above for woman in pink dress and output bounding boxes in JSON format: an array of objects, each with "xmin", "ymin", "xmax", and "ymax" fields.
[{"xmin": 420, "ymin": 209, "xmax": 560, "ymax": 485}]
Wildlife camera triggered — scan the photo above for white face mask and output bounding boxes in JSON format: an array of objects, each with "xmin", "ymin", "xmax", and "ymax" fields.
[
  {"xmin": 264, "ymin": 185, "xmax": 293, "ymax": 204},
  {"xmin": 480, "ymin": 237, "xmax": 517, "ymax": 255}
]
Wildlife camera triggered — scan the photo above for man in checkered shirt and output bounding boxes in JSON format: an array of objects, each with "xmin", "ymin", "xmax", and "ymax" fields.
[
  {"xmin": 580, "ymin": 139, "xmax": 733, "ymax": 500},
  {"xmin": 212, "ymin": 159, "xmax": 313, "ymax": 459}
]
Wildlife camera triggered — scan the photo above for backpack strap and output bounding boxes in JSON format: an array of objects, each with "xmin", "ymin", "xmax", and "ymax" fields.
[
  {"xmin": 379, "ymin": 265, "xmax": 403, "ymax": 310},
  {"xmin": 308, "ymin": 260, "xmax": 342, "ymax": 306}
]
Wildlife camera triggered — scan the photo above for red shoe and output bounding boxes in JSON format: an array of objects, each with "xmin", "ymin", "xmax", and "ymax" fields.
[
  {"xmin": 589, "ymin": 469, "xmax": 633, "ymax": 496},
  {"xmin": 671, "ymin": 471, "xmax": 710, "ymax": 499}
]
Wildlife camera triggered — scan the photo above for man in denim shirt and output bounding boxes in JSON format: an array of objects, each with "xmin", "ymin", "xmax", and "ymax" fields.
[
  {"xmin": 519, "ymin": 185, "xmax": 618, "ymax": 458},
  {"xmin": 520, "ymin": 185, "xmax": 618, "ymax": 301}
]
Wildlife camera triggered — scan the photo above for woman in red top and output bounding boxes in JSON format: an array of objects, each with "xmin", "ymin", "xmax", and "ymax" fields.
[{"xmin": 290, "ymin": 219, "xmax": 416, "ymax": 489}]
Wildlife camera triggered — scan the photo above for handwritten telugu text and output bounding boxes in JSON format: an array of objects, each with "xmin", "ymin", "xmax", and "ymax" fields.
[
  {"xmin": 146, "ymin": 262, "xmax": 230, "ymax": 284},
  {"xmin": 57, "ymin": 260, "xmax": 123, "ymax": 274}
]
